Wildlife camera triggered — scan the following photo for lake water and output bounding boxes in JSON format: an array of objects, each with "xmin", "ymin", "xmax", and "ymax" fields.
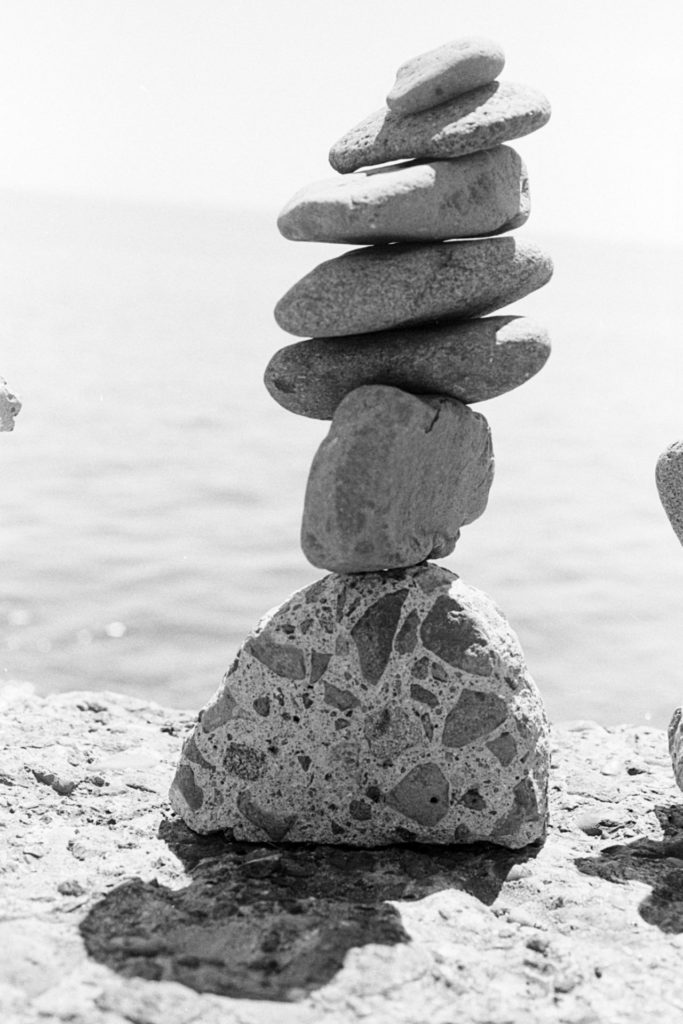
[{"xmin": 1, "ymin": 192, "xmax": 682, "ymax": 727}]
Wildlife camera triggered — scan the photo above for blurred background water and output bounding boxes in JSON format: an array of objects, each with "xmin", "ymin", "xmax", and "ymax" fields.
[{"xmin": 1, "ymin": 192, "xmax": 682, "ymax": 726}]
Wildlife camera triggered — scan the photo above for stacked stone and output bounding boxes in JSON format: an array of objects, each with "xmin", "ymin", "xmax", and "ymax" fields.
[{"xmin": 171, "ymin": 38, "xmax": 553, "ymax": 849}]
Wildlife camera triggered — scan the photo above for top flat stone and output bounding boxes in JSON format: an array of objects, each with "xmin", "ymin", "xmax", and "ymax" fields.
[
  {"xmin": 329, "ymin": 80, "xmax": 550, "ymax": 174},
  {"xmin": 387, "ymin": 36, "xmax": 505, "ymax": 116}
]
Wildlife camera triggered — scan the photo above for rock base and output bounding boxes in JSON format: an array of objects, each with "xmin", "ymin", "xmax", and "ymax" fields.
[{"xmin": 170, "ymin": 565, "xmax": 549, "ymax": 848}]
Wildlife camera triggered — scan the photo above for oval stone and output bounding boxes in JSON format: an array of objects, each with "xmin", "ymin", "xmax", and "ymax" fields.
[
  {"xmin": 301, "ymin": 385, "xmax": 493, "ymax": 573},
  {"xmin": 274, "ymin": 236, "xmax": 553, "ymax": 338},
  {"xmin": 329, "ymin": 80, "xmax": 551, "ymax": 174},
  {"xmin": 386, "ymin": 36, "xmax": 505, "ymax": 115},
  {"xmin": 264, "ymin": 315, "xmax": 550, "ymax": 418},
  {"xmin": 277, "ymin": 146, "xmax": 528, "ymax": 244},
  {"xmin": 169, "ymin": 563, "xmax": 550, "ymax": 848},
  {"xmin": 656, "ymin": 441, "xmax": 683, "ymax": 546}
]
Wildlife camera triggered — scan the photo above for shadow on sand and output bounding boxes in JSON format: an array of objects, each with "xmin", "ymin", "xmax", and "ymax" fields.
[
  {"xmin": 80, "ymin": 816, "xmax": 536, "ymax": 1000},
  {"xmin": 576, "ymin": 802, "xmax": 683, "ymax": 932}
]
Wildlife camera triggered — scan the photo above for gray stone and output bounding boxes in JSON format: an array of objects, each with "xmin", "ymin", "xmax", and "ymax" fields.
[
  {"xmin": 329, "ymin": 80, "xmax": 551, "ymax": 174},
  {"xmin": 274, "ymin": 236, "xmax": 553, "ymax": 338},
  {"xmin": 0, "ymin": 377, "xmax": 21, "ymax": 431},
  {"xmin": 386, "ymin": 36, "xmax": 505, "ymax": 116},
  {"xmin": 169, "ymin": 563, "xmax": 550, "ymax": 847},
  {"xmin": 656, "ymin": 442, "xmax": 683, "ymax": 546},
  {"xmin": 265, "ymin": 315, "xmax": 550, "ymax": 419},
  {"xmin": 301, "ymin": 386, "xmax": 493, "ymax": 573},
  {"xmin": 669, "ymin": 706, "xmax": 683, "ymax": 790},
  {"xmin": 277, "ymin": 146, "xmax": 528, "ymax": 244}
]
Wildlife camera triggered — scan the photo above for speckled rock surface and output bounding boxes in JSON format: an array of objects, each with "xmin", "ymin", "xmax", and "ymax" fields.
[
  {"xmin": 669, "ymin": 707, "xmax": 683, "ymax": 790},
  {"xmin": 301, "ymin": 387, "xmax": 493, "ymax": 571},
  {"xmin": 274, "ymin": 236, "xmax": 553, "ymax": 338},
  {"xmin": 0, "ymin": 376, "xmax": 22, "ymax": 431},
  {"xmin": 656, "ymin": 441, "xmax": 683, "ymax": 546},
  {"xmin": 170, "ymin": 563, "xmax": 548, "ymax": 848},
  {"xmin": 265, "ymin": 315, "xmax": 550, "ymax": 419},
  {"xmin": 4, "ymin": 689, "xmax": 683, "ymax": 1023},
  {"xmin": 277, "ymin": 146, "xmax": 528, "ymax": 244},
  {"xmin": 329, "ymin": 81, "xmax": 551, "ymax": 174},
  {"xmin": 386, "ymin": 36, "xmax": 505, "ymax": 116}
]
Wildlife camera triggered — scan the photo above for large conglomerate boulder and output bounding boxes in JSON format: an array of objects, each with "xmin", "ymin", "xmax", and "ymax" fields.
[{"xmin": 170, "ymin": 563, "xmax": 550, "ymax": 849}]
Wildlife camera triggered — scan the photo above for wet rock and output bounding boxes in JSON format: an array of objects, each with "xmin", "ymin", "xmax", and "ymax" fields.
[
  {"xmin": 170, "ymin": 563, "xmax": 549, "ymax": 847},
  {"xmin": 301, "ymin": 386, "xmax": 493, "ymax": 573},
  {"xmin": 656, "ymin": 441, "xmax": 683, "ymax": 546},
  {"xmin": 387, "ymin": 36, "xmax": 505, "ymax": 115},
  {"xmin": 274, "ymin": 237, "xmax": 553, "ymax": 338},
  {"xmin": 329, "ymin": 80, "xmax": 551, "ymax": 174},
  {"xmin": 264, "ymin": 315, "xmax": 550, "ymax": 419},
  {"xmin": 278, "ymin": 146, "xmax": 528, "ymax": 244}
]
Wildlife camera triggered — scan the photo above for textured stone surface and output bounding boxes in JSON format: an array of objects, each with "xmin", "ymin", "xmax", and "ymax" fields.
[
  {"xmin": 669, "ymin": 707, "xmax": 683, "ymax": 790},
  {"xmin": 329, "ymin": 80, "xmax": 551, "ymax": 174},
  {"xmin": 301, "ymin": 386, "xmax": 493, "ymax": 572},
  {"xmin": 265, "ymin": 315, "xmax": 550, "ymax": 419},
  {"xmin": 277, "ymin": 146, "xmax": 528, "ymax": 244},
  {"xmin": 0, "ymin": 376, "xmax": 21, "ymax": 430},
  {"xmin": 656, "ymin": 441, "xmax": 683, "ymax": 545},
  {"xmin": 274, "ymin": 236, "xmax": 553, "ymax": 338},
  {"xmin": 4, "ymin": 689, "xmax": 683, "ymax": 1023},
  {"xmin": 170, "ymin": 564, "xmax": 548, "ymax": 848},
  {"xmin": 386, "ymin": 36, "xmax": 505, "ymax": 115}
]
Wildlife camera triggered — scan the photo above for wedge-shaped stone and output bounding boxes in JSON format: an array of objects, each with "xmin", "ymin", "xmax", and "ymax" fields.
[
  {"xmin": 265, "ymin": 315, "xmax": 550, "ymax": 419},
  {"xmin": 278, "ymin": 146, "xmax": 528, "ymax": 244},
  {"xmin": 301, "ymin": 385, "xmax": 493, "ymax": 573},
  {"xmin": 274, "ymin": 236, "xmax": 552, "ymax": 338},
  {"xmin": 170, "ymin": 563, "xmax": 550, "ymax": 848},
  {"xmin": 329, "ymin": 80, "xmax": 550, "ymax": 174},
  {"xmin": 387, "ymin": 36, "xmax": 505, "ymax": 115}
]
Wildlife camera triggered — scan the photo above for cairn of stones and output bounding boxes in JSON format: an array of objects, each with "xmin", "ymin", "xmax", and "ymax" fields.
[
  {"xmin": 172, "ymin": 37, "xmax": 554, "ymax": 849},
  {"xmin": 0, "ymin": 377, "xmax": 21, "ymax": 431}
]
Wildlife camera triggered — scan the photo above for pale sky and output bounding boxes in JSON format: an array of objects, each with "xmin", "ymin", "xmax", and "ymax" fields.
[{"xmin": 0, "ymin": 0, "xmax": 680, "ymax": 242}]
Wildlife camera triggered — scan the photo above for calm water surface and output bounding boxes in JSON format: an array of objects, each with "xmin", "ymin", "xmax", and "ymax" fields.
[{"xmin": 1, "ymin": 193, "xmax": 682, "ymax": 726}]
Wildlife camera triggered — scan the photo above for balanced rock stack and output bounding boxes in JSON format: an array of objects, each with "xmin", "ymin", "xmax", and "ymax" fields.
[{"xmin": 172, "ymin": 37, "xmax": 554, "ymax": 849}]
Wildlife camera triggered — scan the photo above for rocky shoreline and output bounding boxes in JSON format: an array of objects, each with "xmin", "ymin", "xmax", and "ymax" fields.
[{"xmin": 3, "ymin": 689, "xmax": 683, "ymax": 1023}]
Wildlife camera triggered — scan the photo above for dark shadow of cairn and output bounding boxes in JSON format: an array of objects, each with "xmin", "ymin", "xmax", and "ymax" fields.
[
  {"xmin": 575, "ymin": 803, "xmax": 683, "ymax": 933},
  {"xmin": 80, "ymin": 815, "xmax": 538, "ymax": 1001}
]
